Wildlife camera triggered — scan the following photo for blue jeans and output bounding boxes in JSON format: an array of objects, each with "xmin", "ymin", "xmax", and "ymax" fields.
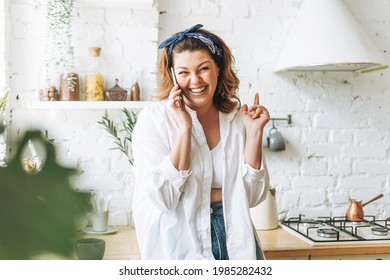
[
  {"xmin": 210, "ymin": 201, "xmax": 263, "ymax": 260},
  {"xmin": 210, "ymin": 201, "xmax": 229, "ymax": 260}
]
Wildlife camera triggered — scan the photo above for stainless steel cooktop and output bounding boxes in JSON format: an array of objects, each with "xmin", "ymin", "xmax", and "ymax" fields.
[{"xmin": 280, "ymin": 214, "xmax": 390, "ymax": 246}]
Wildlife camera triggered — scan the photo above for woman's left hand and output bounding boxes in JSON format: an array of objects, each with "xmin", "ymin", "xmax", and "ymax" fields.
[{"xmin": 241, "ymin": 92, "xmax": 270, "ymax": 133}]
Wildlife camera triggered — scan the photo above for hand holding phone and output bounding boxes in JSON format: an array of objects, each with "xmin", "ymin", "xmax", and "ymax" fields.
[{"xmin": 170, "ymin": 67, "xmax": 184, "ymax": 109}]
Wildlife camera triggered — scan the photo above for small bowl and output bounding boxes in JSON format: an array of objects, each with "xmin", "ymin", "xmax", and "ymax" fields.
[{"xmin": 76, "ymin": 238, "xmax": 105, "ymax": 260}]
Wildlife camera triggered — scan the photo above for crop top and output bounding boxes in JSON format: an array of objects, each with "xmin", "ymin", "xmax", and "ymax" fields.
[{"xmin": 211, "ymin": 141, "xmax": 222, "ymax": 189}]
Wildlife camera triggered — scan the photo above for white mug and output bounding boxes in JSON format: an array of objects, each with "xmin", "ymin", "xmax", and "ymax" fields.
[{"xmin": 91, "ymin": 211, "xmax": 109, "ymax": 232}]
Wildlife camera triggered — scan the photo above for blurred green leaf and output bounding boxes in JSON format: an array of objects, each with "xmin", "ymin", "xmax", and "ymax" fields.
[{"xmin": 0, "ymin": 130, "xmax": 90, "ymax": 259}]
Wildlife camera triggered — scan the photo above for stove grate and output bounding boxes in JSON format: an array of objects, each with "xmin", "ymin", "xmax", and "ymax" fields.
[{"xmin": 280, "ymin": 214, "xmax": 390, "ymax": 246}]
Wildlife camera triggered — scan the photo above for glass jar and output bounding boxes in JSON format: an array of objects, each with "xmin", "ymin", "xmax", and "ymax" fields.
[
  {"xmin": 59, "ymin": 71, "xmax": 80, "ymax": 101},
  {"xmin": 106, "ymin": 79, "xmax": 127, "ymax": 101},
  {"xmin": 86, "ymin": 47, "xmax": 105, "ymax": 101},
  {"xmin": 37, "ymin": 64, "xmax": 59, "ymax": 101}
]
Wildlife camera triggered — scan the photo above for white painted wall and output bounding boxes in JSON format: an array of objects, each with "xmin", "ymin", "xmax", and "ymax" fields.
[{"xmin": 3, "ymin": 0, "xmax": 390, "ymax": 226}]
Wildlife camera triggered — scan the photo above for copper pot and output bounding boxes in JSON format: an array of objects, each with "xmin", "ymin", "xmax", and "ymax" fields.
[{"xmin": 346, "ymin": 194, "xmax": 384, "ymax": 221}]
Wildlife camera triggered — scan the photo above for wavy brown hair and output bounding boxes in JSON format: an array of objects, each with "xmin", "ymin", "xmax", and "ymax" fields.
[{"xmin": 156, "ymin": 28, "xmax": 240, "ymax": 113}]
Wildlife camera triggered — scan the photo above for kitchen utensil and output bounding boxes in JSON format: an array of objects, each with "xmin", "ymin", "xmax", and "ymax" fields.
[
  {"xmin": 362, "ymin": 194, "xmax": 384, "ymax": 207},
  {"xmin": 250, "ymin": 188, "xmax": 278, "ymax": 230},
  {"xmin": 90, "ymin": 191, "xmax": 111, "ymax": 212},
  {"xmin": 346, "ymin": 194, "xmax": 384, "ymax": 221}
]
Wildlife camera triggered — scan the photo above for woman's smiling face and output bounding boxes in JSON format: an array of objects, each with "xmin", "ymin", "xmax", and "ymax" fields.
[{"xmin": 172, "ymin": 49, "xmax": 219, "ymax": 111}]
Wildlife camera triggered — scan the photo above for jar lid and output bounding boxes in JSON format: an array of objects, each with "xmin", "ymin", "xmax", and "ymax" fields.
[
  {"xmin": 108, "ymin": 79, "xmax": 126, "ymax": 93},
  {"xmin": 88, "ymin": 47, "xmax": 101, "ymax": 57}
]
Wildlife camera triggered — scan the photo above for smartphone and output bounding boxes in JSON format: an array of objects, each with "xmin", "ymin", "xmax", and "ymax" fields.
[{"xmin": 170, "ymin": 67, "xmax": 184, "ymax": 109}]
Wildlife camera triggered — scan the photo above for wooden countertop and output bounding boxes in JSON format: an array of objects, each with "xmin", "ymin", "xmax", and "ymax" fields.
[
  {"xmin": 83, "ymin": 226, "xmax": 390, "ymax": 260},
  {"xmin": 257, "ymin": 227, "xmax": 390, "ymax": 259}
]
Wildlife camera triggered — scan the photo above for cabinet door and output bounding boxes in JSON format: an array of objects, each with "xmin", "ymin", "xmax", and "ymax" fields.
[{"xmin": 310, "ymin": 254, "xmax": 390, "ymax": 260}]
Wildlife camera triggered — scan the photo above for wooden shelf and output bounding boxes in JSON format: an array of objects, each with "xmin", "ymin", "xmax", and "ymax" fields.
[{"xmin": 29, "ymin": 101, "xmax": 152, "ymax": 110}]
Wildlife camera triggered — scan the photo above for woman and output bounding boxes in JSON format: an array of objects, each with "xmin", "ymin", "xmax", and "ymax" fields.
[{"xmin": 132, "ymin": 24, "xmax": 270, "ymax": 260}]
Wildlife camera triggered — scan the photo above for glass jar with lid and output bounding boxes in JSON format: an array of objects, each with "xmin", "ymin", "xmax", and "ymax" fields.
[
  {"xmin": 85, "ymin": 47, "xmax": 105, "ymax": 101},
  {"xmin": 106, "ymin": 79, "xmax": 127, "ymax": 101},
  {"xmin": 59, "ymin": 71, "xmax": 80, "ymax": 101}
]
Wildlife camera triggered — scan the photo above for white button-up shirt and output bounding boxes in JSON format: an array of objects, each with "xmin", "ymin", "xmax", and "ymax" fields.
[{"xmin": 132, "ymin": 100, "xmax": 269, "ymax": 260}]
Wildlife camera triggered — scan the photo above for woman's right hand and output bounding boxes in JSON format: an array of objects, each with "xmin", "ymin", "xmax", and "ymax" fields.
[
  {"xmin": 169, "ymin": 85, "xmax": 192, "ymax": 129},
  {"xmin": 168, "ymin": 85, "xmax": 192, "ymax": 171}
]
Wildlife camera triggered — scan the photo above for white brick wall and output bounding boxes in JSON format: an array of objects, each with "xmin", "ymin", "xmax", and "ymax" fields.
[
  {"xmin": 6, "ymin": 0, "xmax": 159, "ymax": 226},
  {"xmin": 3, "ymin": 0, "xmax": 390, "ymax": 226},
  {"xmin": 0, "ymin": 0, "xmax": 5, "ymax": 89},
  {"xmin": 0, "ymin": 0, "xmax": 8, "ymax": 166}
]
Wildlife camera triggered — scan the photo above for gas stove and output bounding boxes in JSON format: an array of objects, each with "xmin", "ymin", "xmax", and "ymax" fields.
[{"xmin": 280, "ymin": 214, "xmax": 390, "ymax": 246}]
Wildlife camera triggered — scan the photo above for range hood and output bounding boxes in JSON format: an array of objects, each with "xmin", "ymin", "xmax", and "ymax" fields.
[{"xmin": 274, "ymin": 0, "xmax": 388, "ymax": 74}]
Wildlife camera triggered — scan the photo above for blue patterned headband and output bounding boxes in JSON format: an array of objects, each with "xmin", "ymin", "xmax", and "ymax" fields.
[{"xmin": 159, "ymin": 24, "xmax": 223, "ymax": 68}]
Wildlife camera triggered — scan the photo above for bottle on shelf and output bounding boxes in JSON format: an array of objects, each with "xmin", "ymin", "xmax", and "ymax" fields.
[
  {"xmin": 86, "ymin": 47, "xmax": 105, "ymax": 101},
  {"xmin": 130, "ymin": 80, "xmax": 140, "ymax": 101}
]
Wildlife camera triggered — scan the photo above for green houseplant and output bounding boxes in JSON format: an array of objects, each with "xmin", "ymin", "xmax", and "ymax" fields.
[
  {"xmin": 0, "ymin": 130, "xmax": 90, "ymax": 259},
  {"xmin": 40, "ymin": 0, "xmax": 78, "ymax": 101},
  {"xmin": 98, "ymin": 108, "xmax": 138, "ymax": 165},
  {"xmin": 98, "ymin": 109, "xmax": 138, "ymax": 227}
]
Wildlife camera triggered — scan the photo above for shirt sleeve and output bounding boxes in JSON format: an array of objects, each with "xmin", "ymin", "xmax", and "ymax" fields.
[
  {"xmin": 132, "ymin": 104, "xmax": 191, "ymax": 212},
  {"xmin": 242, "ymin": 154, "xmax": 270, "ymax": 208},
  {"xmin": 157, "ymin": 156, "xmax": 191, "ymax": 191}
]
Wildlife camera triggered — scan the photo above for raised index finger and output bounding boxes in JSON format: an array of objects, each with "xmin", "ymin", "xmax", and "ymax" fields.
[{"xmin": 254, "ymin": 92, "xmax": 260, "ymax": 105}]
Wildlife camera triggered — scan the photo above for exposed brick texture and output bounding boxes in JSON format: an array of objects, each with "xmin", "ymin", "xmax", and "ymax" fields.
[{"xmin": 1, "ymin": 0, "xmax": 389, "ymax": 225}]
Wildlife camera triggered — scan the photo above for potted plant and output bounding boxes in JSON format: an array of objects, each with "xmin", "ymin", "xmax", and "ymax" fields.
[
  {"xmin": 98, "ymin": 109, "xmax": 137, "ymax": 226},
  {"xmin": 39, "ymin": 0, "xmax": 79, "ymax": 101}
]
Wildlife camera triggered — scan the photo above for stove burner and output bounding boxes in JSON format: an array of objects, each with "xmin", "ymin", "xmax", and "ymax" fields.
[
  {"xmin": 317, "ymin": 228, "xmax": 338, "ymax": 238},
  {"xmin": 281, "ymin": 215, "xmax": 390, "ymax": 245},
  {"xmin": 371, "ymin": 227, "xmax": 389, "ymax": 236},
  {"xmin": 301, "ymin": 219, "xmax": 318, "ymax": 227}
]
